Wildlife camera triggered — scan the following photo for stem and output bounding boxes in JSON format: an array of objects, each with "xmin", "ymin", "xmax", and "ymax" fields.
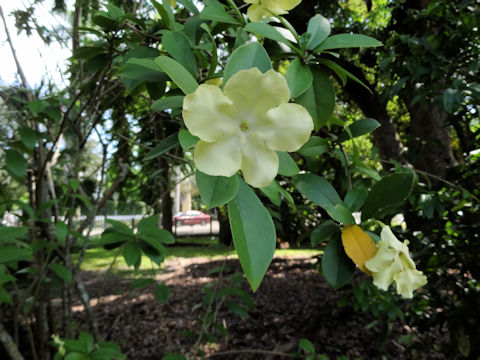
[
  {"xmin": 225, "ymin": 0, "xmax": 245, "ymax": 25},
  {"xmin": 0, "ymin": 322, "xmax": 24, "ymax": 360}
]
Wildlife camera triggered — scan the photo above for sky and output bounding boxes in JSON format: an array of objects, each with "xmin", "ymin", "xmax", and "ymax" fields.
[{"xmin": 0, "ymin": 0, "xmax": 72, "ymax": 88}]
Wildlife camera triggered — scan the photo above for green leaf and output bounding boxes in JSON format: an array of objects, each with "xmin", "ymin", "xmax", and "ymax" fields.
[
  {"xmin": 200, "ymin": 5, "xmax": 240, "ymax": 25},
  {"xmin": 298, "ymin": 136, "xmax": 329, "ymax": 157},
  {"xmin": 196, "ymin": 171, "xmax": 239, "ymax": 209},
  {"xmin": 277, "ymin": 152, "xmax": 299, "ymax": 176},
  {"xmin": 123, "ymin": 242, "xmax": 141, "ymax": 267},
  {"xmin": 152, "ymin": 0, "xmax": 173, "ymax": 28},
  {"xmin": 0, "ymin": 246, "xmax": 33, "ymax": 264},
  {"xmin": 73, "ymin": 46, "xmax": 105, "ymax": 60},
  {"xmin": 325, "ymin": 203, "xmax": 355, "ymax": 224},
  {"xmin": 163, "ymin": 31, "xmax": 198, "ymax": 77},
  {"xmin": 140, "ymin": 227, "xmax": 174, "ymax": 244},
  {"xmin": 338, "ymin": 118, "xmax": 380, "ymax": 142},
  {"xmin": 28, "ymin": 100, "xmax": 48, "ymax": 114},
  {"xmin": 178, "ymin": 129, "xmax": 199, "ymax": 150},
  {"xmin": 176, "ymin": 0, "xmax": 199, "ymax": 14},
  {"xmin": 137, "ymin": 215, "xmax": 159, "ymax": 232},
  {"xmin": 293, "ymin": 173, "xmax": 342, "ymax": 210},
  {"xmin": 131, "ymin": 278, "xmax": 155, "ymax": 289},
  {"xmin": 154, "ymin": 283, "xmax": 170, "ymax": 304},
  {"xmin": 0, "ymin": 227, "xmax": 28, "ymax": 244},
  {"xmin": 296, "ymin": 68, "xmax": 335, "ymax": 130},
  {"xmin": 244, "ymin": 22, "xmax": 294, "ymax": 48},
  {"xmin": 286, "ymin": 59, "xmax": 313, "ymax": 98},
  {"xmin": 162, "ymin": 354, "xmax": 187, "ymax": 360},
  {"xmin": 0, "ymin": 273, "xmax": 16, "ymax": 285},
  {"xmin": 443, "ymin": 88, "xmax": 462, "ymax": 114},
  {"xmin": 306, "ymin": 14, "xmax": 331, "ymax": 50},
  {"xmin": 144, "ymin": 133, "xmax": 179, "ymax": 161},
  {"xmin": 106, "ymin": 219, "xmax": 133, "ymax": 236},
  {"xmin": 311, "ymin": 221, "xmax": 339, "ymax": 246},
  {"xmin": 121, "ymin": 59, "xmax": 168, "ymax": 82},
  {"xmin": 322, "ymin": 234, "xmax": 355, "ymax": 288},
  {"xmin": 299, "ymin": 338, "xmax": 316, "ymax": 354},
  {"xmin": 49, "ymin": 263, "xmax": 73, "ymax": 284},
  {"xmin": 316, "ymin": 34, "xmax": 382, "ymax": 51},
  {"xmin": 223, "ymin": 42, "xmax": 272, "ymax": 86},
  {"xmin": 343, "ymin": 188, "xmax": 368, "ymax": 212},
  {"xmin": 318, "ymin": 58, "xmax": 371, "ymax": 92},
  {"xmin": 215, "ymin": 286, "xmax": 254, "ymax": 308},
  {"xmin": 260, "ymin": 181, "xmax": 282, "ymax": 206},
  {"xmin": 0, "ymin": 288, "xmax": 13, "ymax": 305},
  {"xmin": 154, "ymin": 56, "xmax": 199, "ymax": 95},
  {"xmin": 228, "ymin": 179, "xmax": 276, "ymax": 291},
  {"xmin": 152, "ymin": 96, "xmax": 185, "ymax": 112},
  {"xmin": 55, "ymin": 221, "xmax": 68, "ymax": 246},
  {"xmin": 18, "ymin": 127, "xmax": 37, "ymax": 149},
  {"xmin": 5, "ymin": 149, "xmax": 27, "ymax": 178},
  {"xmin": 361, "ymin": 171, "xmax": 415, "ymax": 221}
]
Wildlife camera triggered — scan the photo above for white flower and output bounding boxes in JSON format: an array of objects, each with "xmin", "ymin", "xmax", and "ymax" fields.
[
  {"xmin": 182, "ymin": 67, "xmax": 313, "ymax": 188},
  {"xmin": 365, "ymin": 226, "xmax": 427, "ymax": 299},
  {"xmin": 244, "ymin": 0, "xmax": 302, "ymax": 22}
]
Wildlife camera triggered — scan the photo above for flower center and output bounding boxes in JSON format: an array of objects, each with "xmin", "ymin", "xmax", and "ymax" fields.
[{"xmin": 240, "ymin": 121, "xmax": 250, "ymax": 132}]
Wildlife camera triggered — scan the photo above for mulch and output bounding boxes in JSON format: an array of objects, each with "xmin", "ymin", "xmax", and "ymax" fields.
[{"xmin": 75, "ymin": 255, "xmax": 448, "ymax": 360}]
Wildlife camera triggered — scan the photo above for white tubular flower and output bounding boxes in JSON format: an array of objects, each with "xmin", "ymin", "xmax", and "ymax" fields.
[
  {"xmin": 365, "ymin": 226, "xmax": 427, "ymax": 299},
  {"xmin": 182, "ymin": 68, "xmax": 313, "ymax": 188},
  {"xmin": 244, "ymin": 0, "xmax": 302, "ymax": 22}
]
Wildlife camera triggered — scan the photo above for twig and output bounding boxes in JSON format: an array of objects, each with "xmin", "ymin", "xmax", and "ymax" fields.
[{"xmin": 0, "ymin": 322, "xmax": 25, "ymax": 360}]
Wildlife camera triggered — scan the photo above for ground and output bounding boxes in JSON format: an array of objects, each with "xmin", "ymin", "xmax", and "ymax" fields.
[{"xmin": 76, "ymin": 254, "xmax": 448, "ymax": 360}]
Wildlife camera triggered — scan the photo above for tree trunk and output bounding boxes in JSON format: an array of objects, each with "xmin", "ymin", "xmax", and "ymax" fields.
[
  {"xmin": 217, "ymin": 206, "xmax": 232, "ymax": 246},
  {"xmin": 406, "ymin": 103, "xmax": 457, "ymax": 177}
]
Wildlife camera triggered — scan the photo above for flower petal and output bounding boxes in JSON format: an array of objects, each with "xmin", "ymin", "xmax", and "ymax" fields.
[
  {"xmin": 240, "ymin": 136, "xmax": 279, "ymax": 188},
  {"xmin": 258, "ymin": 103, "xmax": 313, "ymax": 152},
  {"xmin": 246, "ymin": 4, "xmax": 269, "ymax": 22},
  {"xmin": 370, "ymin": 255, "xmax": 404, "ymax": 291},
  {"xmin": 394, "ymin": 269, "xmax": 427, "ymax": 299},
  {"xmin": 380, "ymin": 226, "xmax": 409, "ymax": 253},
  {"xmin": 224, "ymin": 69, "xmax": 290, "ymax": 117},
  {"xmin": 365, "ymin": 241, "xmax": 398, "ymax": 273},
  {"xmin": 276, "ymin": 0, "xmax": 302, "ymax": 11},
  {"xmin": 183, "ymin": 84, "xmax": 236, "ymax": 142},
  {"xmin": 194, "ymin": 138, "xmax": 241, "ymax": 177}
]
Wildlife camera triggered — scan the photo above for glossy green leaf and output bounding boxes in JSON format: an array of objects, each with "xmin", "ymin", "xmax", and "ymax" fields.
[
  {"xmin": 338, "ymin": 118, "xmax": 380, "ymax": 142},
  {"xmin": 0, "ymin": 288, "xmax": 13, "ymax": 305},
  {"xmin": 55, "ymin": 221, "xmax": 68, "ymax": 246},
  {"xmin": 343, "ymin": 188, "xmax": 368, "ymax": 212},
  {"xmin": 154, "ymin": 56, "xmax": 199, "ymax": 95},
  {"xmin": 178, "ymin": 129, "xmax": 199, "ymax": 150},
  {"xmin": 18, "ymin": 127, "xmax": 37, "ymax": 149},
  {"xmin": 49, "ymin": 263, "xmax": 73, "ymax": 284},
  {"xmin": 306, "ymin": 14, "xmax": 331, "ymax": 50},
  {"xmin": 152, "ymin": 0, "xmax": 173, "ymax": 27},
  {"xmin": 5, "ymin": 150, "xmax": 27, "ymax": 178},
  {"xmin": 152, "ymin": 96, "xmax": 184, "ymax": 112},
  {"xmin": 200, "ymin": 5, "xmax": 240, "ymax": 25},
  {"xmin": 276, "ymin": 151, "xmax": 299, "ymax": 176},
  {"xmin": 123, "ymin": 242, "xmax": 141, "ymax": 267},
  {"xmin": 316, "ymin": 34, "xmax": 382, "ymax": 51},
  {"xmin": 0, "ymin": 227, "xmax": 28, "ymax": 244},
  {"xmin": 244, "ymin": 22, "xmax": 294, "ymax": 48},
  {"xmin": 121, "ymin": 59, "xmax": 167, "ymax": 82},
  {"xmin": 0, "ymin": 246, "xmax": 33, "ymax": 264},
  {"xmin": 361, "ymin": 171, "xmax": 416, "ymax": 221},
  {"xmin": 196, "ymin": 171, "xmax": 239, "ymax": 209},
  {"xmin": 144, "ymin": 133, "xmax": 179, "ymax": 161},
  {"xmin": 322, "ymin": 234, "xmax": 355, "ymax": 288},
  {"xmin": 298, "ymin": 136, "xmax": 329, "ymax": 157},
  {"xmin": 260, "ymin": 181, "xmax": 282, "ymax": 206},
  {"xmin": 228, "ymin": 179, "xmax": 276, "ymax": 291},
  {"xmin": 443, "ymin": 88, "xmax": 462, "ymax": 114},
  {"xmin": 296, "ymin": 68, "xmax": 335, "ymax": 129},
  {"xmin": 106, "ymin": 219, "xmax": 134, "ymax": 236},
  {"xmin": 154, "ymin": 283, "xmax": 170, "ymax": 304},
  {"xmin": 325, "ymin": 203, "xmax": 355, "ymax": 224},
  {"xmin": 286, "ymin": 59, "xmax": 313, "ymax": 98},
  {"xmin": 28, "ymin": 100, "xmax": 48, "ymax": 114},
  {"xmin": 163, "ymin": 31, "xmax": 198, "ymax": 77},
  {"xmin": 293, "ymin": 173, "xmax": 342, "ymax": 210},
  {"xmin": 223, "ymin": 43, "xmax": 272, "ymax": 85},
  {"xmin": 131, "ymin": 278, "xmax": 155, "ymax": 289},
  {"xmin": 137, "ymin": 215, "xmax": 160, "ymax": 232},
  {"xmin": 311, "ymin": 221, "xmax": 339, "ymax": 246},
  {"xmin": 318, "ymin": 58, "xmax": 371, "ymax": 92}
]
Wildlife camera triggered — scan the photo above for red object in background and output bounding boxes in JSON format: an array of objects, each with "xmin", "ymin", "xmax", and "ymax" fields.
[{"xmin": 173, "ymin": 210, "xmax": 211, "ymax": 226}]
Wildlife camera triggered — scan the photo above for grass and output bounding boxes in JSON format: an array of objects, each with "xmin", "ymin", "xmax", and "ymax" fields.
[{"xmin": 78, "ymin": 236, "xmax": 321, "ymax": 272}]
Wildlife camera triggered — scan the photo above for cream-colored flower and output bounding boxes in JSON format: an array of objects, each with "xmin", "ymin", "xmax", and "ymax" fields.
[
  {"xmin": 365, "ymin": 226, "xmax": 427, "ymax": 299},
  {"xmin": 182, "ymin": 67, "xmax": 313, "ymax": 188},
  {"xmin": 245, "ymin": 0, "xmax": 301, "ymax": 22}
]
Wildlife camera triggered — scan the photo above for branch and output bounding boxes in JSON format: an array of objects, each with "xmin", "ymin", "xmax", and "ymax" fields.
[{"xmin": 0, "ymin": 322, "xmax": 25, "ymax": 360}]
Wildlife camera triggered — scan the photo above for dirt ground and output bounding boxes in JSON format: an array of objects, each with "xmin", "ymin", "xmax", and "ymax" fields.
[{"xmin": 76, "ymin": 254, "xmax": 448, "ymax": 360}]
